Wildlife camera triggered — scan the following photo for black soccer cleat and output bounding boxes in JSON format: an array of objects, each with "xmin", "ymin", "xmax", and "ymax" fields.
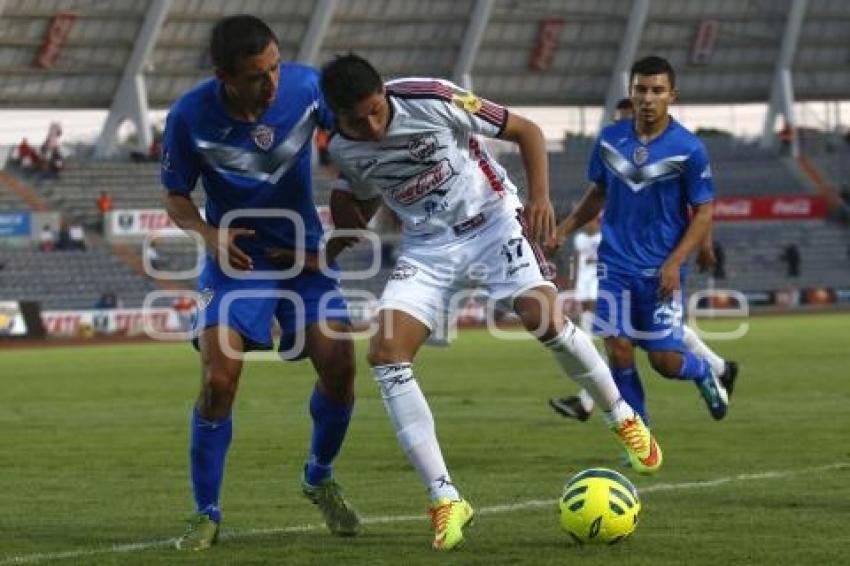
[
  {"xmin": 720, "ymin": 361, "xmax": 738, "ymax": 398},
  {"xmin": 549, "ymin": 396, "xmax": 591, "ymax": 421}
]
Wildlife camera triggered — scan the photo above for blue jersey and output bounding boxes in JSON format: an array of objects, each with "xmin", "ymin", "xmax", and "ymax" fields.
[
  {"xmin": 161, "ymin": 63, "xmax": 333, "ymax": 257},
  {"xmin": 587, "ymin": 117, "xmax": 714, "ymax": 276}
]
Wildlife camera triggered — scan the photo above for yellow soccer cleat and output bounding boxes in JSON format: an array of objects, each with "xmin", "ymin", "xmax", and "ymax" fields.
[
  {"xmin": 429, "ymin": 498, "xmax": 474, "ymax": 551},
  {"xmin": 175, "ymin": 514, "xmax": 220, "ymax": 551},
  {"xmin": 611, "ymin": 414, "xmax": 662, "ymax": 475}
]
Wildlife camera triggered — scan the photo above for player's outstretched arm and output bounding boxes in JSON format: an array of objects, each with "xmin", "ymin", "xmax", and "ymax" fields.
[
  {"xmin": 165, "ymin": 191, "xmax": 254, "ymax": 270},
  {"xmin": 660, "ymin": 201, "xmax": 713, "ymax": 297},
  {"xmin": 547, "ymin": 183, "xmax": 606, "ymax": 254},
  {"xmin": 500, "ymin": 113, "xmax": 554, "ymax": 243},
  {"xmin": 696, "ymin": 221, "xmax": 716, "ymax": 272}
]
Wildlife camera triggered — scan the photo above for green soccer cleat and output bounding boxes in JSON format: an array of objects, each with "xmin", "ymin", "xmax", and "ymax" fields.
[
  {"xmin": 302, "ymin": 477, "xmax": 361, "ymax": 536},
  {"xmin": 175, "ymin": 513, "xmax": 220, "ymax": 551},
  {"xmin": 611, "ymin": 413, "xmax": 662, "ymax": 475},
  {"xmin": 429, "ymin": 498, "xmax": 475, "ymax": 551},
  {"xmin": 696, "ymin": 368, "xmax": 729, "ymax": 420}
]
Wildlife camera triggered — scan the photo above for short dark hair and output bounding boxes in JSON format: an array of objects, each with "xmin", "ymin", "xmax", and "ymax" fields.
[
  {"xmin": 629, "ymin": 55, "xmax": 676, "ymax": 89},
  {"xmin": 210, "ymin": 15, "xmax": 278, "ymax": 75},
  {"xmin": 321, "ymin": 53, "xmax": 384, "ymax": 113},
  {"xmin": 616, "ymin": 97, "xmax": 633, "ymax": 110}
]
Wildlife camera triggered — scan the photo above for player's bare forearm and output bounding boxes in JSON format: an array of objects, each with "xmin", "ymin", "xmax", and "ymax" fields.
[
  {"xmin": 329, "ymin": 190, "xmax": 380, "ymax": 229},
  {"xmin": 500, "ymin": 113, "xmax": 549, "ymax": 203},
  {"xmin": 165, "ymin": 192, "xmax": 213, "ymax": 243},
  {"xmin": 556, "ymin": 183, "xmax": 606, "ymax": 240},
  {"xmin": 167, "ymin": 191, "xmax": 255, "ymax": 270},
  {"xmin": 667, "ymin": 202, "xmax": 713, "ymax": 268},
  {"xmin": 327, "ymin": 190, "xmax": 382, "ymax": 262},
  {"xmin": 500, "ymin": 113, "xmax": 554, "ymax": 240}
]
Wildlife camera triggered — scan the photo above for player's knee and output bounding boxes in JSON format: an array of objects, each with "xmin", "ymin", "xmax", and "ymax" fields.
[
  {"xmin": 367, "ymin": 339, "xmax": 404, "ymax": 367},
  {"xmin": 203, "ymin": 367, "xmax": 238, "ymax": 400},
  {"xmin": 648, "ymin": 351, "xmax": 680, "ymax": 378},
  {"xmin": 605, "ymin": 340, "xmax": 634, "ymax": 368}
]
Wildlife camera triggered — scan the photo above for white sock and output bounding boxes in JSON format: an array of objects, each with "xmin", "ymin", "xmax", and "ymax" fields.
[
  {"xmin": 580, "ymin": 310, "xmax": 594, "ymax": 334},
  {"xmin": 544, "ymin": 323, "xmax": 622, "ymax": 413},
  {"xmin": 372, "ymin": 364, "xmax": 460, "ymax": 502},
  {"xmin": 578, "ymin": 389, "xmax": 595, "ymax": 412},
  {"xmin": 682, "ymin": 325, "xmax": 725, "ymax": 376}
]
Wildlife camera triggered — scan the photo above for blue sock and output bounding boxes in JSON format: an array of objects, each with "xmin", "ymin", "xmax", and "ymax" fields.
[
  {"xmin": 305, "ymin": 386, "xmax": 353, "ymax": 486},
  {"xmin": 612, "ymin": 366, "xmax": 650, "ymax": 427},
  {"xmin": 677, "ymin": 352, "xmax": 712, "ymax": 383},
  {"xmin": 190, "ymin": 407, "xmax": 232, "ymax": 523}
]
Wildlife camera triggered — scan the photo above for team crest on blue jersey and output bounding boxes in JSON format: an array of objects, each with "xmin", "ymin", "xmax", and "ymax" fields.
[
  {"xmin": 197, "ymin": 288, "xmax": 215, "ymax": 311},
  {"xmin": 633, "ymin": 146, "xmax": 649, "ymax": 165},
  {"xmin": 251, "ymin": 124, "xmax": 275, "ymax": 151}
]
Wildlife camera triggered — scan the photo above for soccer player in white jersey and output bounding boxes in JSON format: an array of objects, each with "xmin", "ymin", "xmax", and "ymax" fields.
[
  {"xmin": 550, "ymin": 98, "xmax": 738, "ymax": 422},
  {"xmin": 318, "ymin": 53, "xmax": 662, "ymax": 551}
]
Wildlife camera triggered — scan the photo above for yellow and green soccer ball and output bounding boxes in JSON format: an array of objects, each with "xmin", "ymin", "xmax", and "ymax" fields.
[{"xmin": 558, "ymin": 467, "xmax": 641, "ymax": 545}]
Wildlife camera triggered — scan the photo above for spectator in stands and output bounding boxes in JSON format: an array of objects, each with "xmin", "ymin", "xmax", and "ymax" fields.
[
  {"xmin": 56, "ymin": 218, "xmax": 72, "ymax": 251},
  {"xmin": 778, "ymin": 121, "xmax": 793, "ymax": 155},
  {"xmin": 780, "ymin": 243, "xmax": 801, "ymax": 278},
  {"xmin": 143, "ymin": 239, "xmax": 163, "ymax": 271},
  {"xmin": 12, "ymin": 138, "xmax": 43, "ymax": 171},
  {"xmin": 39, "ymin": 224, "xmax": 55, "ymax": 252},
  {"xmin": 614, "ymin": 97, "xmax": 634, "ymax": 121},
  {"xmin": 95, "ymin": 291, "xmax": 121, "ymax": 310},
  {"xmin": 69, "ymin": 219, "xmax": 87, "ymax": 250},
  {"xmin": 96, "ymin": 191, "xmax": 113, "ymax": 232},
  {"xmin": 41, "ymin": 122, "xmax": 64, "ymax": 176},
  {"xmin": 172, "ymin": 294, "xmax": 197, "ymax": 331}
]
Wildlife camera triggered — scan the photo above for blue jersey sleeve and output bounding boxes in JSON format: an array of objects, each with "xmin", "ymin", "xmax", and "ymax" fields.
[
  {"xmin": 684, "ymin": 142, "xmax": 714, "ymax": 205},
  {"xmin": 161, "ymin": 108, "xmax": 200, "ymax": 194},
  {"xmin": 587, "ymin": 136, "xmax": 605, "ymax": 185},
  {"xmin": 307, "ymin": 67, "xmax": 335, "ymax": 131}
]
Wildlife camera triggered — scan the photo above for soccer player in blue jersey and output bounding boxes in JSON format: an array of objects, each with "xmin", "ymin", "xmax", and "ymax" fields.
[
  {"xmin": 550, "ymin": 96, "xmax": 738, "ymax": 422},
  {"xmin": 552, "ymin": 56, "xmax": 733, "ymax": 428},
  {"xmin": 162, "ymin": 15, "xmax": 359, "ymax": 550}
]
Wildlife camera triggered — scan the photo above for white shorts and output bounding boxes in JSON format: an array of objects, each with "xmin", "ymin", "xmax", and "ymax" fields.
[
  {"xmin": 574, "ymin": 273, "xmax": 599, "ymax": 302},
  {"xmin": 380, "ymin": 211, "xmax": 555, "ymax": 330}
]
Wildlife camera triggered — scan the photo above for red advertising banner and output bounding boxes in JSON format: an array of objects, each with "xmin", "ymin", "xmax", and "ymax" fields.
[
  {"xmin": 35, "ymin": 12, "xmax": 77, "ymax": 69},
  {"xmin": 713, "ymin": 195, "xmax": 829, "ymax": 221}
]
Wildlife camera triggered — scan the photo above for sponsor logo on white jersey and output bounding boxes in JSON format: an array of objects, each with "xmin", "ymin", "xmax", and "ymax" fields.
[{"xmin": 389, "ymin": 159, "xmax": 456, "ymax": 205}]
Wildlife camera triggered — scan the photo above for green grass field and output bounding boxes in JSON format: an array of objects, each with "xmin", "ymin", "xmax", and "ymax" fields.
[{"xmin": 2, "ymin": 314, "xmax": 849, "ymax": 565}]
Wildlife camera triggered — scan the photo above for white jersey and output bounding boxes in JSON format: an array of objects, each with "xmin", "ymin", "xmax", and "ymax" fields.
[
  {"xmin": 573, "ymin": 231, "xmax": 601, "ymax": 301},
  {"xmin": 328, "ymin": 78, "xmax": 523, "ymax": 246}
]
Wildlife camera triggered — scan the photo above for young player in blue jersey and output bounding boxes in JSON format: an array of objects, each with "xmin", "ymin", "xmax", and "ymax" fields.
[
  {"xmin": 162, "ymin": 15, "xmax": 359, "ymax": 550},
  {"xmin": 550, "ymin": 97, "xmax": 738, "ymax": 423},
  {"xmin": 551, "ymin": 56, "xmax": 734, "ymax": 429}
]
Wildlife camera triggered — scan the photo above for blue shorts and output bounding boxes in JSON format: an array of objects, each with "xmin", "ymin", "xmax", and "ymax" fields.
[
  {"xmin": 593, "ymin": 270, "xmax": 686, "ymax": 352},
  {"xmin": 193, "ymin": 258, "xmax": 350, "ymax": 360}
]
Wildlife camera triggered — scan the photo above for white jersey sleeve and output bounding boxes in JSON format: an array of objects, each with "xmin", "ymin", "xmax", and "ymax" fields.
[
  {"xmin": 330, "ymin": 156, "xmax": 382, "ymax": 201},
  {"xmin": 386, "ymin": 78, "xmax": 508, "ymax": 138}
]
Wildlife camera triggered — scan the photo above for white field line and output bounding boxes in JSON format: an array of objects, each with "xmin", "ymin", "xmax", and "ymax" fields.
[{"xmin": 2, "ymin": 462, "xmax": 847, "ymax": 565}]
